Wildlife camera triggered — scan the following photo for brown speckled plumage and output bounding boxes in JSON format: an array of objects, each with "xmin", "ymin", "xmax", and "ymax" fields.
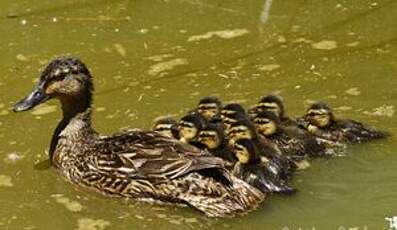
[{"xmin": 14, "ymin": 57, "xmax": 264, "ymax": 217}]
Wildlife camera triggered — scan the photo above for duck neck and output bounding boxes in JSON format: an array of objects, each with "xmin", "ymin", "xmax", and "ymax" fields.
[{"xmin": 49, "ymin": 91, "xmax": 95, "ymax": 162}]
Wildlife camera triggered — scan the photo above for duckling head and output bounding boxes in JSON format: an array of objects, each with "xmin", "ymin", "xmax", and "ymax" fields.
[
  {"xmin": 178, "ymin": 112, "xmax": 207, "ymax": 143},
  {"xmin": 220, "ymin": 103, "xmax": 247, "ymax": 128},
  {"xmin": 221, "ymin": 112, "xmax": 248, "ymax": 131},
  {"xmin": 254, "ymin": 94, "xmax": 285, "ymax": 118},
  {"xmin": 233, "ymin": 138, "xmax": 260, "ymax": 164},
  {"xmin": 221, "ymin": 103, "xmax": 246, "ymax": 118},
  {"xmin": 153, "ymin": 116, "xmax": 179, "ymax": 139},
  {"xmin": 226, "ymin": 119, "xmax": 257, "ymax": 146},
  {"xmin": 13, "ymin": 57, "xmax": 93, "ymax": 115},
  {"xmin": 197, "ymin": 96, "xmax": 222, "ymax": 120},
  {"xmin": 252, "ymin": 111, "xmax": 280, "ymax": 136},
  {"xmin": 197, "ymin": 123, "xmax": 224, "ymax": 150},
  {"xmin": 305, "ymin": 101, "xmax": 334, "ymax": 128}
]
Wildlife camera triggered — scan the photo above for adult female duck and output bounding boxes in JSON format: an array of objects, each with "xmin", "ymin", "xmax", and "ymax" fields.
[{"xmin": 13, "ymin": 57, "xmax": 264, "ymax": 217}]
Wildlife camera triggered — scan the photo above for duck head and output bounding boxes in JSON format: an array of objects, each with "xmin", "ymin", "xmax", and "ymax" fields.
[
  {"xmin": 197, "ymin": 96, "xmax": 222, "ymax": 120},
  {"xmin": 221, "ymin": 103, "xmax": 246, "ymax": 118},
  {"xmin": 220, "ymin": 103, "xmax": 247, "ymax": 129},
  {"xmin": 13, "ymin": 57, "xmax": 93, "ymax": 116},
  {"xmin": 233, "ymin": 138, "xmax": 260, "ymax": 164},
  {"xmin": 153, "ymin": 116, "xmax": 179, "ymax": 139},
  {"xmin": 305, "ymin": 101, "xmax": 334, "ymax": 128},
  {"xmin": 226, "ymin": 119, "xmax": 257, "ymax": 146},
  {"xmin": 254, "ymin": 94, "xmax": 285, "ymax": 119},
  {"xmin": 197, "ymin": 123, "xmax": 224, "ymax": 150},
  {"xmin": 252, "ymin": 111, "xmax": 280, "ymax": 136},
  {"xmin": 178, "ymin": 112, "xmax": 207, "ymax": 143}
]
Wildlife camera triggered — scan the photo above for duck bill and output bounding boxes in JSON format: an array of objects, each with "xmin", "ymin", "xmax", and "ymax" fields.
[{"xmin": 13, "ymin": 84, "xmax": 50, "ymax": 112}]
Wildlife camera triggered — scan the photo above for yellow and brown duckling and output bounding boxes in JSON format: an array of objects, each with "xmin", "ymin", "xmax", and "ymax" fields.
[
  {"xmin": 252, "ymin": 111, "xmax": 327, "ymax": 159},
  {"xmin": 197, "ymin": 96, "xmax": 223, "ymax": 121},
  {"xmin": 220, "ymin": 103, "xmax": 249, "ymax": 131},
  {"xmin": 232, "ymin": 138, "xmax": 296, "ymax": 195},
  {"xmin": 196, "ymin": 122, "xmax": 237, "ymax": 166},
  {"xmin": 12, "ymin": 57, "xmax": 264, "ymax": 217},
  {"xmin": 300, "ymin": 101, "xmax": 388, "ymax": 143},
  {"xmin": 152, "ymin": 116, "xmax": 180, "ymax": 139},
  {"xmin": 226, "ymin": 119, "xmax": 295, "ymax": 181},
  {"xmin": 178, "ymin": 112, "xmax": 207, "ymax": 144},
  {"xmin": 249, "ymin": 95, "xmax": 296, "ymax": 127}
]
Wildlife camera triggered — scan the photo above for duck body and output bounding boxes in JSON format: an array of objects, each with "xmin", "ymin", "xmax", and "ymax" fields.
[
  {"xmin": 53, "ymin": 110, "xmax": 263, "ymax": 217},
  {"xmin": 232, "ymin": 162, "xmax": 296, "ymax": 195},
  {"xmin": 231, "ymin": 139, "xmax": 296, "ymax": 195},
  {"xmin": 305, "ymin": 119, "xmax": 387, "ymax": 143},
  {"xmin": 13, "ymin": 57, "xmax": 264, "ymax": 217},
  {"xmin": 300, "ymin": 101, "xmax": 387, "ymax": 143},
  {"xmin": 252, "ymin": 137, "xmax": 295, "ymax": 180}
]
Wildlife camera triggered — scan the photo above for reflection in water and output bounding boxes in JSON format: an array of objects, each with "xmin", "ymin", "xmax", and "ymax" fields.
[{"xmin": 260, "ymin": 0, "xmax": 273, "ymax": 24}]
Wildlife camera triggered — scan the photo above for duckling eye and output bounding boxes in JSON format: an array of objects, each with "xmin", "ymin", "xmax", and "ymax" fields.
[
  {"xmin": 199, "ymin": 105, "xmax": 216, "ymax": 110},
  {"xmin": 254, "ymin": 118, "xmax": 270, "ymax": 124},
  {"xmin": 179, "ymin": 122, "xmax": 194, "ymax": 128},
  {"xmin": 234, "ymin": 144, "xmax": 247, "ymax": 153}
]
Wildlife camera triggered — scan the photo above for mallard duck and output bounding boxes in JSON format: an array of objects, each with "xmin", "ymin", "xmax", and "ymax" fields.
[
  {"xmin": 226, "ymin": 119, "xmax": 295, "ymax": 180},
  {"xmin": 249, "ymin": 95, "xmax": 296, "ymax": 127},
  {"xmin": 152, "ymin": 116, "xmax": 179, "ymax": 139},
  {"xmin": 299, "ymin": 101, "xmax": 387, "ymax": 143},
  {"xmin": 251, "ymin": 111, "xmax": 327, "ymax": 159},
  {"xmin": 232, "ymin": 138, "xmax": 296, "ymax": 194},
  {"xmin": 178, "ymin": 112, "xmax": 207, "ymax": 144},
  {"xmin": 196, "ymin": 122, "xmax": 236, "ymax": 165},
  {"xmin": 12, "ymin": 57, "xmax": 264, "ymax": 217},
  {"xmin": 196, "ymin": 96, "xmax": 223, "ymax": 121}
]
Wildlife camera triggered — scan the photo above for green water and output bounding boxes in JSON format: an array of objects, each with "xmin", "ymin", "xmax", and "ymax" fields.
[{"xmin": 0, "ymin": 0, "xmax": 396, "ymax": 229}]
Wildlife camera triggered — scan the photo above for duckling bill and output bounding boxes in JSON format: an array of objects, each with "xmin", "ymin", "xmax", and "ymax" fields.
[{"xmin": 13, "ymin": 57, "xmax": 264, "ymax": 217}]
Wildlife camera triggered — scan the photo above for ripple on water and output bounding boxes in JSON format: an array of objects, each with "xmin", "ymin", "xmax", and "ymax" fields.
[
  {"xmin": 187, "ymin": 29, "xmax": 249, "ymax": 42},
  {"xmin": 52, "ymin": 194, "xmax": 83, "ymax": 212},
  {"xmin": 0, "ymin": 175, "xmax": 13, "ymax": 187},
  {"xmin": 311, "ymin": 40, "xmax": 338, "ymax": 50},
  {"xmin": 76, "ymin": 218, "xmax": 110, "ymax": 230}
]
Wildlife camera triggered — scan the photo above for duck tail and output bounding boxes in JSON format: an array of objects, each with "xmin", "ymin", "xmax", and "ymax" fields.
[
  {"xmin": 178, "ymin": 175, "xmax": 265, "ymax": 217},
  {"xmin": 228, "ymin": 176, "xmax": 266, "ymax": 215}
]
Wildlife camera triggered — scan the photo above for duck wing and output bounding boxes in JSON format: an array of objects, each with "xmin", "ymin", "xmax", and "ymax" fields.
[{"xmin": 94, "ymin": 131, "xmax": 231, "ymax": 184}]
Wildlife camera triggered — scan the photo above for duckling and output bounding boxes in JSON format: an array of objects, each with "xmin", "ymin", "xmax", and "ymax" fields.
[
  {"xmin": 221, "ymin": 103, "xmax": 246, "ymax": 118},
  {"xmin": 196, "ymin": 122, "xmax": 236, "ymax": 165},
  {"xmin": 178, "ymin": 112, "xmax": 207, "ymax": 144},
  {"xmin": 12, "ymin": 57, "xmax": 264, "ymax": 217},
  {"xmin": 251, "ymin": 111, "xmax": 327, "ymax": 159},
  {"xmin": 299, "ymin": 101, "xmax": 388, "ymax": 143},
  {"xmin": 152, "ymin": 116, "xmax": 179, "ymax": 139},
  {"xmin": 232, "ymin": 138, "xmax": 296, "ymax": 195},
  {"xmin": 226, "ymin": 119, "xmax": 295, "ymax": 180},
  {"xmin": 220, "ymin": 103, "xmax": 249, "ymax": 132},
  {"xmin": 249, "ymin": 95, "xmax": 296, "ymax": 127},
  {"xmin": 197, "ymin": 96, "xmax": 223, "ymax": 121}
]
